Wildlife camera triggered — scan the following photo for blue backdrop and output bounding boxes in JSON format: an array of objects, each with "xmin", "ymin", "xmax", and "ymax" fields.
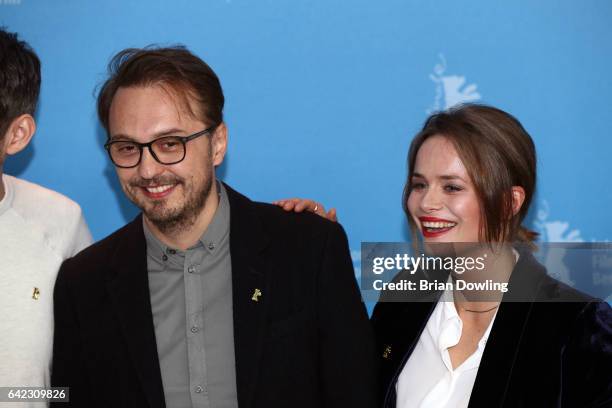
[{"xmin": 2, "ymin": 0, "xmax": 611, "ymax": 265}]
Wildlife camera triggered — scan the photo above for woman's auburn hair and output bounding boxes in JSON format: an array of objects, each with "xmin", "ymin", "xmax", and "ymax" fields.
[{"xmin": 403, "ymin": 103, "xmax": 539, "ymax": 247}]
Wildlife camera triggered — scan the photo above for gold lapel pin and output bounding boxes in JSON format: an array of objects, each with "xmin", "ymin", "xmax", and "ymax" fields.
[
  {"xmin": 32, "ymin": 287, "xmax": 40, "ymax": 300},
  {"xmin": 251, "ymin": 288, "xmax": 262, "ymax": 302},
  {"xmin": 382, "ymin": 345, "xmax": 392, "ymax": 360}
]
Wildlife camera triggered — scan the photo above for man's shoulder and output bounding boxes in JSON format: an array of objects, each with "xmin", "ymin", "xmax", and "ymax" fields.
[
  {"xmin": 4, "ymin": 175, "xmax": 90, "ymax": 258},
  {"xmin": 7, "ymin": 175, "xmax": 83, "ymax": 222},
  {"xmin": 71, "ymin": 219, "xmax": 137, "ymax": 262},
  {"xmin": 224, "ymin": 183, "xmax": 341, "ymax": 236},
  {"xmin": 247, "ymin": 198, "xmax": 344, "ymax": 241}
]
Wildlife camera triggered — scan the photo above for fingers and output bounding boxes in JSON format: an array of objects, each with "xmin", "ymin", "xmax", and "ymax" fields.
[
  {"xmin": 295, "ymin": 199, "xmax": 317, "ymax": 213},
  {"xmin": 326, "ymin": 208, "xmax": 338, "ymax": 222},
  {"xmin": 273, "ymin": 198, "xmax": 338, "ymax": 222},
  {"xmin": 273, "ymin": 198, "xmax": 299, "ymax": 211},
  {"xmin": 273, "ymin": 198, "xmax": 317, "ymax": 213}
]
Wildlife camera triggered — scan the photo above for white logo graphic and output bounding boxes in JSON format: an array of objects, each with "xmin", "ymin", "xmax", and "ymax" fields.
[
  {"xmin": 533, "ymin": 200, "xmax": 583, "ymax": 243},
  {"xmin": 532, "ymin": 200, "xmax": 584, "ymax": 287},
  {"xmin": 428, "ymin": 54, "xmax": 481, "ymax": 113}
]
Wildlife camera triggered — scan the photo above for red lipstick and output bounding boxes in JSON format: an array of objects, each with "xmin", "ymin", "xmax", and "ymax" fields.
[{"xmin": 418, "ymin": 216, "xmax": 457, "ymax": 238}]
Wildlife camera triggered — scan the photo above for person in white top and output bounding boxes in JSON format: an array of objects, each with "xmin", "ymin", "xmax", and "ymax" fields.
[{"xmin": 0, "ymin": 28, "xmax": 92, "ymax": 406}]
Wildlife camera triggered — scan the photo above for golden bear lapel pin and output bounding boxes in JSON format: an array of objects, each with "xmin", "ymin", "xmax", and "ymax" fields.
[
  {"xmin": 32, "ymin": 287, "xmax": 40, "ymax": 300},
  {"xmin": 251, "ymin": 288, "xmax": 262, "ymax": 302}
]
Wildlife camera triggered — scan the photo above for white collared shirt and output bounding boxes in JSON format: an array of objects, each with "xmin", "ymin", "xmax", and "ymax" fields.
[{"xmin": 395, "ymin": 293, "xmax": 498, "ymax": 408}]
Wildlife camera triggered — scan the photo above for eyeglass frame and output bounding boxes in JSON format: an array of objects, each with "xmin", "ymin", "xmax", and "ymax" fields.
[{"xmin": 104, "ymin": 125, "xmax": 218, "ymax": 169}]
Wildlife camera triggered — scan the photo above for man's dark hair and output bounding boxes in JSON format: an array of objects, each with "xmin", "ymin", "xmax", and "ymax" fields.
[
  {"xmin": 97, "ymin": 46, "xmax": 224, "ymax": 136},
  {"xmin": 0, "ymin": 28, "xmax": 41, "ymax": 139}
]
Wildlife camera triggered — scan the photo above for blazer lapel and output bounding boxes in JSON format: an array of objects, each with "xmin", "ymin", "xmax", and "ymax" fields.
[
  {"xmin": 468, "ymin": 249, "xmax": 545, "ymax": 407},
  {"xmin": 225, "ymin": 184, "xmax": 271, "ymax": 408},
  {"xmin": 105, "ymin": 216, "xmax": 165, "ymax": 408},
  {"xmin": 379, "ymin": 300, "xmax": 438, "ymax": 408},
  {"xmin": 468, "ymin": 302, "xmax": 533, "ymax": 406},
  {"xmin": 374, "ymin": 267, "xmax": 447, "ymax": 408}
]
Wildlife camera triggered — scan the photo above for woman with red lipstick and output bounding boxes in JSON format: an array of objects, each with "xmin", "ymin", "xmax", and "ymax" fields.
[{"xmin": 276, "ymin": 103, "xmax": 612, "ymax": 407}]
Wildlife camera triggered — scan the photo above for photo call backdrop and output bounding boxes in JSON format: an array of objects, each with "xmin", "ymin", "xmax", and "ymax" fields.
[{"xmin": 2, "ymin": 0, "xmax": 611, "ymax": 303}]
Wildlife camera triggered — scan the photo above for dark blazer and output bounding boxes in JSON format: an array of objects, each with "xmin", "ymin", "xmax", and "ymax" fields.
[
  {"xmin": 51, "ymin": 184, "xmax": 378, "ymax": 408},
  {"xmin": 371, "ymin": 248, "xmax": 612, "ymax": 407}
]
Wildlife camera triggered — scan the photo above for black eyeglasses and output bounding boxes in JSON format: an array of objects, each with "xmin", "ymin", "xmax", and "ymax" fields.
[{"xmin": 104, "ymin": 125, "xmax": 217, "ymax": 169}]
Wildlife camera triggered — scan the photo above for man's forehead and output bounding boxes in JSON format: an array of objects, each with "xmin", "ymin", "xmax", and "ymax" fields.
[
  {"xmin": 111, "ymin": 84, "xmax": 193, "ymax": 114},
  {"xmin": 108, "ymin": 84, "xmax": 203, "ymax": 137}
]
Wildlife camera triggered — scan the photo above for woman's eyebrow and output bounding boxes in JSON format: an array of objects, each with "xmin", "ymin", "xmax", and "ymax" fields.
[
  {"xmin": 439, "ymin": 174, "xmax": 466, "ymax": 182},
  {"xmin": 412, "ymin": 172, "xmax": 466, "ymax": 182}
]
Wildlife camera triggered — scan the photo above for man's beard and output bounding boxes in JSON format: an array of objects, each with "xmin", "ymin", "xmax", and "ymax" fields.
[{"xmin": 125, "ymin": 170, "xmax": 213, "ymax": 236}]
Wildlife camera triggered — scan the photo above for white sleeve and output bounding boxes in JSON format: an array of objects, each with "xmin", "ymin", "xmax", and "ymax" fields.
[{"xmin": 65, "ymin": 207, "xmax": 93, "ymax": 258}]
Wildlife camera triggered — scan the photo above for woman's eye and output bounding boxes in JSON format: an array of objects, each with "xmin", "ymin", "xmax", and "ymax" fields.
[
  {"xmin": 411, "ymin": 182, "xmax": 426, "ymax": 190},
  {"xmin": 444, "ymin": 184, "xmax": 463, "ymax": 192}
]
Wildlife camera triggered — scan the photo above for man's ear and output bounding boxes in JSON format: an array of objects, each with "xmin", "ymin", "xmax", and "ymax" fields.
[
  {"xmin": 211, "ymin": 122, "xmax": 228, "ymax": 167},
  {"xmin": 4, "ymin": 114, "xmax": 36, "ymax": 156},
  {"xmin": 511, "ymin": 186, "xmax": 526, "ymax": 216}
]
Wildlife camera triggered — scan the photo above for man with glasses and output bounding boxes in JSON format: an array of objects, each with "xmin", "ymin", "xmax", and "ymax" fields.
[
  {"xmin": 0, "ymin": 28, "xmax": 92, "ymax": 397},
  {"xmin": 51, "ymin": 46, "xmax": 378, "ymax": 408}
]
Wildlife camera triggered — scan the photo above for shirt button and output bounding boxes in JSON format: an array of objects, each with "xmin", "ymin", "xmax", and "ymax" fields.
[
  {"xmin": 208, "ymin": 242, "xmax": 215, "ymax": 250},
  {"xmin": 188, "ymin": 266, "xmax": 196, "ymax": 273},
  {"xmin": 162, "ymin": 254, "xmax": 168, "ymax": 261},
  {"xmin": 195, "ymin": 385, "xmax": 204, "ymax": 393},
  {"xmin": 167, "ymin": 248, "xmax": 176, "ymax": 255},
  {"xmin": 191, "ymin": 326, "xmax": 199, "ymax": 333}
]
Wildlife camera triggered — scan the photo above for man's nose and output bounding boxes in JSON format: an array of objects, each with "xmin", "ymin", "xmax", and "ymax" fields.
[{"xmin": 137, "ymin": 147, "xmax": 165, "ymax": 180}]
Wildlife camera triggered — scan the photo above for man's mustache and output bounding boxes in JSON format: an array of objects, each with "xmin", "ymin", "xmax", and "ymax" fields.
[{"xmin": 128, "ymin": 176, "xmax": 183, "ymax": 188}]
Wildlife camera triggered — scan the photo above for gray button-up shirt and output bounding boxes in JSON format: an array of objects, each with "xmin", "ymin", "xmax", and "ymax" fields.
[{"xmin": 144, "ymin": 183, "xmax": 238, "ymax": 408}]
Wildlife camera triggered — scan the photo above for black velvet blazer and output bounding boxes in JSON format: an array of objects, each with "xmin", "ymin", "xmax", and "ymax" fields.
[
  {"xmin": 371, "ymin": 248, "xmax": 612, "ymax": 407},
  {"xmin": 50, "ymin": 184, "xmax": 379, "ymax": 408}
]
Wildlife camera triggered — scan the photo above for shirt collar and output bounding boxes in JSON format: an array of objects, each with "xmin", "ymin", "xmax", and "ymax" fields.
[
  {"xmin": 199, "ymin": 181, "xmax": 230, "ymax": 253},
  {"xmin": 143, "ymin": 181, "xmax": 230, "ymax": 261},
  {"xmin": 435, "ymin": 282, "xmax": 499, "ymax": 364}
]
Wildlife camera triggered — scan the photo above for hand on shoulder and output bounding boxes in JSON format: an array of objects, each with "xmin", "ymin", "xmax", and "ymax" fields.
[{"xmin": 273, "ymin": 198, "xmax": 338, "ymax": 222}]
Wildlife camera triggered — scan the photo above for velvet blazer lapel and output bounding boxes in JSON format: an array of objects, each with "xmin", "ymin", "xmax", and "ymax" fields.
[
  {"xmin": 372, "ymin": 267, "xmax": 445, "ymax": 407},
  {"xmin": 377, "ymin": 300, "xmax": 438, "ymax": 407},
  {"xmin": 467, "ymin": 249, "xmax": 546, "ymax": 407}
]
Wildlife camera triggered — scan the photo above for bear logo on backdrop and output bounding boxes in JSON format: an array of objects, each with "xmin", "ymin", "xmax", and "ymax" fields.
[
  {"xmin": 534, "ymin": 200, "xmax": 583, "ymax": 243},
  {"xmin": 533, "ymin": 200, "xmax": 583, "ymax": 288},
  {"xmin": 427, "ymin": 53, "xmax": 481, "ymax": 114}
]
